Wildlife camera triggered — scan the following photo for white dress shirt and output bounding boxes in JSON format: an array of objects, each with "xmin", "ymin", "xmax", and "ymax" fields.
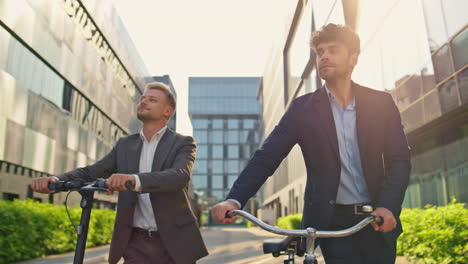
[{"xmin": 132, "ymin": 126, "xmax": 167, "ymax": 231}]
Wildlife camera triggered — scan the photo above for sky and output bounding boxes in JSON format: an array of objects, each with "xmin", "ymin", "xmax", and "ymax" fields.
[{"xmin": 111, "ymin": 0, "xmax": 291, "ymax": 135}]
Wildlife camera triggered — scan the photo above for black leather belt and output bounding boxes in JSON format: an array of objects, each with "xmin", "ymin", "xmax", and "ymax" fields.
[
  {"xmin": 132, "ymin": 227, "xmax": 159, "ymax": 238},
  {"xmin": 334, "ymin": 203, "xmax": 374, "ymax": 215}
]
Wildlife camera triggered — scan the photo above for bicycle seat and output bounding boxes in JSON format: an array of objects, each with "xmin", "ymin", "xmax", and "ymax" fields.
[{"xmin": 263, "ymin": 236, "xmax": 296, "ymax": 254}]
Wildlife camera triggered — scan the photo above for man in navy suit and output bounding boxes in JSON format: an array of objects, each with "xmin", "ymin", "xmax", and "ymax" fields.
[{"xmin": 211, "ymin": 24, "xmax": 411, "ymax": 263}]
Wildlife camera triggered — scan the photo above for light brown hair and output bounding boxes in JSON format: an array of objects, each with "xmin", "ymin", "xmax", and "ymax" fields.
[{"xmin": 144, "ymin": 82, "xmax": 176, "ymax": 110}]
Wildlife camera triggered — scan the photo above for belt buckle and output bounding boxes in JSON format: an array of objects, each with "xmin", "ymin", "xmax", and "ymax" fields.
[
  {"xmin": 354, "ymin": 204, "xmax": 364, "ymax": 215},
  {"xmin": 354, "ymin": 204, "xmax": 373, "ymax": 215},
  {"xmin": 148, "ymin": 230, "xmax": 153, "ymax": 238}
]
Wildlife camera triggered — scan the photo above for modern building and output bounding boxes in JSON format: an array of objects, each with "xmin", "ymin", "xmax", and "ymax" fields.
[
  {"xmin": 188, "ymin": 77, "xmax": 262, "ymax": 203},
  {"xmin": 151, "ymin": 75, "xmax": 177, "ymax": 131},
  {"xmin": 0, "ymin": 0, "xmax": 151, "ymax": 207},
  {"xmin": 258, "ymin": 0, "xmax": 467, "ymax": 220}
]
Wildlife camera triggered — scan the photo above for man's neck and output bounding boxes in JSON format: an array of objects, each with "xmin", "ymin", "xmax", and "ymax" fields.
[
  {"xmin": 142, "ymin": 121, "xmax": 166, "ymax": 141},
  {"xmin": 326, "ymin": 77, "xmax": 353, "ymax": 109}
]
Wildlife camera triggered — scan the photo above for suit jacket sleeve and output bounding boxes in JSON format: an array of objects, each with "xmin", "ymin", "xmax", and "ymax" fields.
[
  {"xmin": 226, "ymin": 99, "xmax": 300, "ymax": 208},
  {"xmin": 137, "ymin": 136, "xmax": 196, "ymax": 193},
  {"xmin": 56, "ymin": 139, "xmax": 120, "ymax": 182},
  {"xmin": 375, "ymin": 94, "xmax": 411, "ymax": 215}
]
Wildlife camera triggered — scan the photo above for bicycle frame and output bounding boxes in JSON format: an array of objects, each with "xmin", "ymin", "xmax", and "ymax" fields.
[{"xmin": 231, "ymin": 210, "xmax": 379, "ymax": 264}]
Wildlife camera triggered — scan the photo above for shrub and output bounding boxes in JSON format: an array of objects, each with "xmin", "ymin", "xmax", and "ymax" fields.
[
  {"xmin": 277, "ymin": 213, "xmax": 302, "ymax": 230},
  {"xmin": 397, "ymin": 200, "xmax": 468, "ymax": 264},
  {"xmin": 0, "ymin": 199, "xmax": 115, "ymax": 263},
  {"xmin": 274, "ymin": 201, "xmax": 467, "ymax": 264}
]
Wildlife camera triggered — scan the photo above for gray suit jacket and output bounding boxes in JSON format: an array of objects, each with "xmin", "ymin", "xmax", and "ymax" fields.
[{"xmin": 58, "ymin": 129, "xmax": 208, "ymax": 264}]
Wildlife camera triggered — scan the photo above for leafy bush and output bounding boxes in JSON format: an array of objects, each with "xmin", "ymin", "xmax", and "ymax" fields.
[
  {"xmin": 397, "ymin": 200, "xmax": 468, "ymax": 264},
  {"xmin": 277, "ymin": 213, "xmax": 302, "ymax": 229},
  {"xmin": 274, "ymin": 201, "xmax": 467, "ymax": 264},
  {"xmin": 0, "ymin": 199, "xmax": 116, "ymax": 263}
]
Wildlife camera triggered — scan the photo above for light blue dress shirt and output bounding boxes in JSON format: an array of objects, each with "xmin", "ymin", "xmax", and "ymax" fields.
[{"xmin": 324, "ymin": 85, "xmax": 370, "ymax": 204}]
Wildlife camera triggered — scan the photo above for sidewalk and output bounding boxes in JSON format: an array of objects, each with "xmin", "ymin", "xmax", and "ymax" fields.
[{"xmin": 14, "ymin": 245, "xmax": 112, "ymax": 264}]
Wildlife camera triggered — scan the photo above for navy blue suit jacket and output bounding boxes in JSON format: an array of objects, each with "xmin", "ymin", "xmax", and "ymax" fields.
[{"xmin": 226, "ymin": 82, "xmax": 411, "ymax": 243}]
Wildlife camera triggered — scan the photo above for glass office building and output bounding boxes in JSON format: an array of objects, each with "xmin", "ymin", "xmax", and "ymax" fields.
[
  {"xmin": 259, "ymin": 0, "xmax": 467, "ymax": 219},
  {"xmin": 188, "ymin": 77, "xmax": 261, "ymax": 202},
  {"xmin": 0, "ymin": 0, "xmax": 150, "ymax": 206}
]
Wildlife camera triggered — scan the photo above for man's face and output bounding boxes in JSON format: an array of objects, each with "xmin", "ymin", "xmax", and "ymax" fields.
[
  {"xmin": 315, "ymin": 41, "xmax": 358, "ymax": 82},
  {"xmin": 137, "ymin": 89, "xmax": 173, "ymax": 122}
]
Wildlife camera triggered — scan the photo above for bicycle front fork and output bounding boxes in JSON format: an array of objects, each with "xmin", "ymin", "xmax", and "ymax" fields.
[{"xmin": 303, "ymin": 254, "xmax": 318, "ymax": 264}]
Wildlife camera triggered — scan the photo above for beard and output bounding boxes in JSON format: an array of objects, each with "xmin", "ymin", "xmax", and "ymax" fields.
[
  {"xmin": 319, "ymin": 67, "xmax": 349, "ymax": 82},
  {"xmin": 137, "ymin": 111, "xmax": 150, "ymax": 121}
]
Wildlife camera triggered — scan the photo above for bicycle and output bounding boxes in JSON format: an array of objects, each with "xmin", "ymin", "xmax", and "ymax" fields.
[
  {"xmin": 229, "ymin": 206, "xmax": 383, "ymax": 264},
  {"xmin": 47, "ymin": 178, "xmax": 122, "ymax": 264}
]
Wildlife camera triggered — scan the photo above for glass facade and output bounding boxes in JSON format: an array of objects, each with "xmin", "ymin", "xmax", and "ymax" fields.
[
  {"xmin": 260, "ymin": 0, "xmax": 467, "ymax": 217},
  {"xmin": 0, "ymin": 0, "xmax": 150, "ymax": 206},
  {"xmin": 189, "ymin": 77, "xmax": 261, "ymax": 201}
]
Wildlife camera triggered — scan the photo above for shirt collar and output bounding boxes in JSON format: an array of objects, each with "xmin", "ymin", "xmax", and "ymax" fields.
[
  {"xmin": 139, "ymin": 126, "xmax": 167, "ymax": 143},
  {"xmin": 324, "ymin": 84, "xmax": 356, "ymax": 110}
]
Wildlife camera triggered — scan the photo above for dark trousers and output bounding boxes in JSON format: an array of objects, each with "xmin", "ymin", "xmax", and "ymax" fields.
[
  {"xmin": 123, "ymin": 228, "xmax": 176, "ymax": 264},
  {"xmin": 320, "ymin": 206, "xmax": 396, "ymax": 264}
]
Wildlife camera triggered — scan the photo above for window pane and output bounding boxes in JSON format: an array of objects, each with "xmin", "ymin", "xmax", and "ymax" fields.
[
  {"xmin": 193, "ymin": 130, "xmax": 207, "ymax": 144},
  {"xmin": 438, "ymin": 77, "xmax": 459, "ymax": 113},
  {"xmin": 212, "ymin": 145, "xmax": 223, "ymax": 159},
  {"xmin": 227, "ymin": 130, "xmax": 239, "ymax": 144},
  {"xmin": 451, "ymin": 27, "xmax": 468, "ymax": 71},
  {"xmin": 212, "ymin": 160, "xmax": 223, "ymax": 173},
  {"xmin": 212, "ymin": 176, "xmax": 223, "ymax": 189},
  {"xmin": 228, "ymin": 119, "xmax": 239, "ymax": 129},
  {"xmin": 212, "ymin": 119, "xmax": 224, "ymax": 129},
  {"xmin": 432, "ymin": 44, "xmax": 455, "ymax": 83},
  {"xmin": 193, "ymin": 160, "xmax": 207, "ymax": 174},
  {"xmin": 228, "ymin": 175, "xmax": 238, "ymax": 188},
  {"xmin": 193, "ymin": 119, "xmax": 208, "ymax": 129},
  {"xmin": 243, "ymin": 119, "xmax": 255, "ymax": 129},
  {"xmin": 197, "ymin": 145, "xmax": 208, "ymax": 159},
  {"xmin": 228, "ymin": 160, "xmax": 239, "ymax": 174},
  {"xmin": 228, "ymin": 145, "xmax": 239, "ymax": 158},
  {"xmin": 458, "ymin": 67, "xmax": 468, "ymax": 104},
  {"xmin": 192, "ymin": 175, "xmax": 207, "ymax": 189},
  {"xmin": 212, "ymin": 130, "xmax": 223, "ymax": 144}
]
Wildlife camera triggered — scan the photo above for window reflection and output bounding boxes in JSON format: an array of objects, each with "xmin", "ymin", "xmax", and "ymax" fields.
[
  {"xmin": 438, "ymin": 77, "xmax": 459, "ymax": 113},
  {"xmin": 451, "ymin": 27, "xmax": 468, "ymax": 71}
]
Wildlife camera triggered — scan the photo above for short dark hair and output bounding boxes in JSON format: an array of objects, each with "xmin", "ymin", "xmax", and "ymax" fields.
[
  {"xmin": 311, "ymin": 23, "xmax": 360, "ymax": 55},
  {"xmin": 144, "ymin": 82, "xmax": 176, "ymax": 110}
]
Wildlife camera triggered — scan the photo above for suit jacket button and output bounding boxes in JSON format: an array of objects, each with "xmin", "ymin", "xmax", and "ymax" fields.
[{"xmin": 329, "ymin": 200, "xmax": 335, "ymax": 205}]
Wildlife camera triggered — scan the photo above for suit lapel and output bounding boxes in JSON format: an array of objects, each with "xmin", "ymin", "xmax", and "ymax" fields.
[
  {"xmin": 312, "ymin": 87, "xmax": 340, "ymax": 162},
  {"xmin": 127, "ymin": 135, "xmax": 142, "ymax": 174},
  {"xmin": 152, "ymin": 129, "xmax": 176, "ymax": 172},
  {"xmin": 354, "ymin": 83, "xmax": 369, "ymax": 160}
]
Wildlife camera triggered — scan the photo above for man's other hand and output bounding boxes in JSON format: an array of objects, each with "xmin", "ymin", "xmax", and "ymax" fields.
[
  {"xmin": 371, "ymin": 207, "xmax": 397, "ymax": 232},
  {"xmin": 31, "ymin": 177, "xmax": 58, "ymax": 194},
  {"xmin": 107, "ymin": 174, "xmax": 136, "ymax": 193},
  {"xmin": 211, "ymin": 200, "xmax": 241, "ymax": 224}
]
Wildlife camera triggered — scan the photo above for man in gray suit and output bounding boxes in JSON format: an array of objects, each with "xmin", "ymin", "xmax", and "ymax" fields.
[{"xmin": 32, "ymin": 82, "xmax": 208, "ymax": 264}]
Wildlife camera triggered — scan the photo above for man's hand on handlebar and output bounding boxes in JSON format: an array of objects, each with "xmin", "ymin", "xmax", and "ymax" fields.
[
  {"xmin": 106, "ymin": 174, "xmax": 136, "ymax": 194},
  {"xmin": 32, "ymin": 177, "xmax": 58, "ymax": 194},
  {"xmin": 371, "ymin": 207, "xmax": 396, "ymax": 232},
  {"xmin": 211, "ymin": 200, "xmax": 241, "ymax": 224}
]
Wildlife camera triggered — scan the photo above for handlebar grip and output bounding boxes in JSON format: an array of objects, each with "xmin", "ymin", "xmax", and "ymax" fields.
[
  {"xmin": 225, "ymin": 210, "xmax": 234, "ymax": 219},
  {"xmin": 375, "ymin": 216, "xmax": 384, "ymax": 226}
]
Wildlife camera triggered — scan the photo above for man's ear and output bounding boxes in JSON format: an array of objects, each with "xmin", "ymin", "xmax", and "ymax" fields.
[
  {"xmin": 350, "ymin": 52, "xmax": 359, "ymax": 68},
  {"xmin": 164, "ymin": 106, "xmax": 174, "ymax": 119}
]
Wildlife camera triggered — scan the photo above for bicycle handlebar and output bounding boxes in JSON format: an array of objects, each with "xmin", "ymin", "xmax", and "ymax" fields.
[
  {"xmin": 48, "ymin": 179, "xmax": 109, "ymax": 193},
  {"xmin": 230, "ymin": 210, "xmax": 382, "ymax": 238}
]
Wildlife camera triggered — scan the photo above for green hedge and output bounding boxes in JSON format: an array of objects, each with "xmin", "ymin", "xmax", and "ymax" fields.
[
  {"xmin": 275, "ymin": 201, "xmax": 467, "ymax": 264},
  {"xmin": 0, "ymin": 199, "xmax": 115, "ymax": 263},
  {"xmin": 397, "ymin": 200, "xmax": 468, "ymax": 264}
]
